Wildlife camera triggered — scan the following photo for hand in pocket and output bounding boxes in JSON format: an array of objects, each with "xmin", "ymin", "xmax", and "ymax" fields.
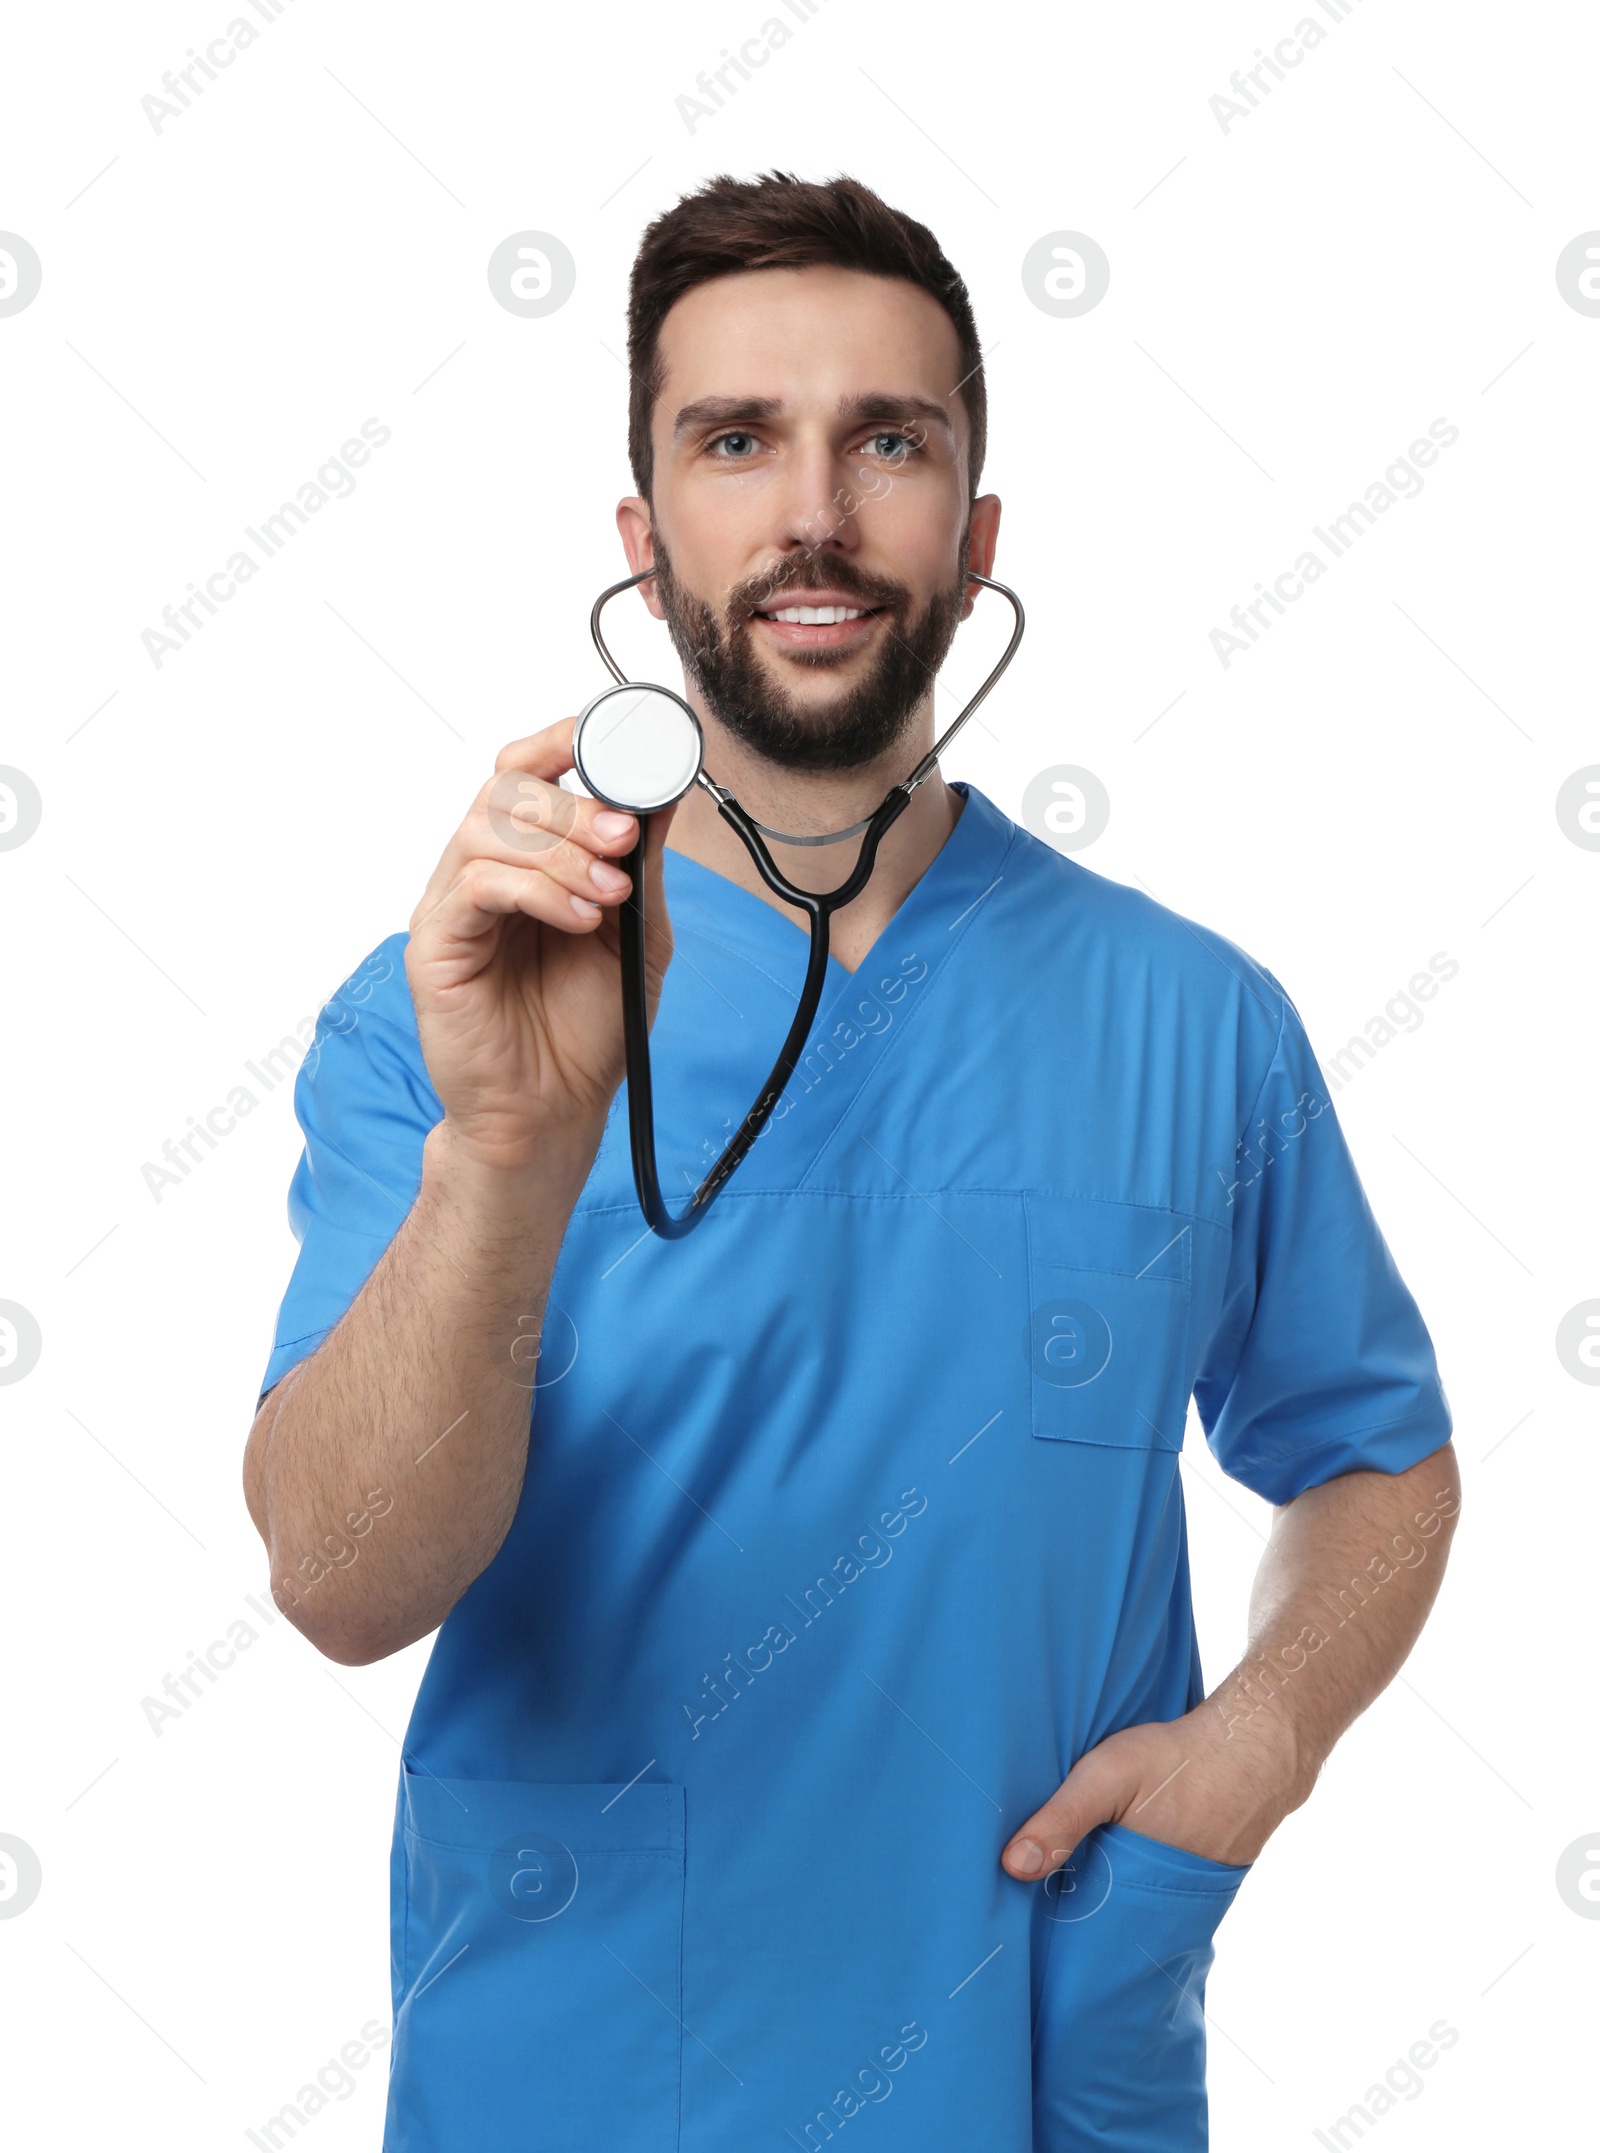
[{"xmin": 1000, "ymin": 1703, "xmax": 1304, "ymax": 1883}]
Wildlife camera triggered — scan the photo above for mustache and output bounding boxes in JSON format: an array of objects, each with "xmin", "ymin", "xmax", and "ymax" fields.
[{"xmin": 725, "ymin": 557, "xmax": 909, "ymax": 622}]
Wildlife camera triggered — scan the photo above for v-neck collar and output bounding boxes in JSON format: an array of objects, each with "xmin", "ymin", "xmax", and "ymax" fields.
[
  {"xmin": 798, "ymin": 781, "xmax": 1014, "ymax": 1186},
  {"xmin": 662, "ymin": 780, "xmax": 1015, "ymax": 1000},
  {"xmin": 654, "ymin": 781, "xmax": 1017, "ymax": 1195}
]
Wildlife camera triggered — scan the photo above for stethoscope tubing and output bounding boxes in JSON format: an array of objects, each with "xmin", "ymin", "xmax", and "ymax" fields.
[
  {"xmin": 590, "ymin": 567, "xmax": 1025, "ymax": 1236},
  {"xmin": 618, "ymin": 783, "xmax": 912, "ymax": 1236}
]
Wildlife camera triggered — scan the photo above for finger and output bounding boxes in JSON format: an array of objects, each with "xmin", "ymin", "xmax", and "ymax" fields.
[
  {"xmin": 411, "ymin": 856, "xmax": 614, "ymax": 951},
  {"xmin": 483, "ymin": 719, "xmax": 637, "ymax": 855},
  {"xmin": 414, "ymin": 828, "xmax": 596, "ymax": 933},
  {"xmin": 474, "ymin": 791, "xmax": 639, "ymax": 912},
  {"xmin": 491, "ymin": 718, "xmax": 581, "ymax": 782},
  {"xmin": 416, "ymin": 779, "xmax": 639, "ymax": 927},
  {"xmin": 482, "ymin": 768, "xmax": 639, "ymax": 865},
  {"xmin": 1001, "ymin": 1755, "xmax": 1123, "ymax": 1881}
]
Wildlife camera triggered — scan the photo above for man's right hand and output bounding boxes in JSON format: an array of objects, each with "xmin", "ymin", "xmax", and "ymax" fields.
[
  {"xmin": 405, "ymin": 719, "xmax": 677, "ymax": 1173},
  {"xmin": 246, "ymin": 717, "xmax": 671, "ymax": 1662}
]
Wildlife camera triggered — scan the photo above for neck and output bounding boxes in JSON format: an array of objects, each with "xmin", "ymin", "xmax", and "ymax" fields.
[{"xmin": 664, "ymin": 707, "xmax": 963, "ymax": 975}]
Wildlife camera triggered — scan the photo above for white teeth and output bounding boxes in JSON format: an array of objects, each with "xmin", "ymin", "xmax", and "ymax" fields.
[{"xmin": 765, "ymin": 605, "xmax": 867, "ymax": 625}]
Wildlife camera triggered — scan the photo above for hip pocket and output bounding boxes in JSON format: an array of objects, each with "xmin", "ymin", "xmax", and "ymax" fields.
[
  {"xmin": 386, "ymin": 1765, "xmax": 685, "ymax": 2153},
  {"xmin": 1025, "ymin": 1194, "xmax": 1193, "ymax": 1451},
  {"xmin": 1033, "ymin": 1821, "xmax": 1249, "ymax": 2152}
]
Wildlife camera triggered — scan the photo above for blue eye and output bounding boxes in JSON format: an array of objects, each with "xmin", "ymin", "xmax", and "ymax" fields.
[
  {"xmin": 866, "ymin": 431, "xmax": 918, "ymax": 460},
  {"xmin": 711, "ymin": 431, "xmax": 758, "ymax": 458}
]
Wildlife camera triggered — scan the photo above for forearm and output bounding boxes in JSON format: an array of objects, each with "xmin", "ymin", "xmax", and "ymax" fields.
[
  {"xmin": 1206, "ymin": 1440, "xmax": 1462, "ymax": 1803},
  {"xmin": 243, "ymin": 1117, "xmax": 594, "ymax": 1663}
]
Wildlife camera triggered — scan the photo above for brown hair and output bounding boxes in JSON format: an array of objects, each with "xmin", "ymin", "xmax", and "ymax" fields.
[{"xmin": 626, "ymin": 170, "xmax": 986, "ymax": 505}]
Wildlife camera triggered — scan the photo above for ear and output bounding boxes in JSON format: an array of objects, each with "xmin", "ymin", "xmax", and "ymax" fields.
[
  {"xmin": 615, "ymin": 498, "xmax": 667, "ymax": 620},
  {"xmin": 960, "ymin": 494, "xmax": 1003, "ymax": 619}
]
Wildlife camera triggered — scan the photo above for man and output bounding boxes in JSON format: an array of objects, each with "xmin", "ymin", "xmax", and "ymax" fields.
[{"xmin": 245, "ymin": 171, "xmax": 1459, "ymax": 2151}]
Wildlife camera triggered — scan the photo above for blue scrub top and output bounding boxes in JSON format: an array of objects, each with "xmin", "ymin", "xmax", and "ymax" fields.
[{"xmin": 260, "ymin": 782, "xmax": 1452, "ymax": 2152}]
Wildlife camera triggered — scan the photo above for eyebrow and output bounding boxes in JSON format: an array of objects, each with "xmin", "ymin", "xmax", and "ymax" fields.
[{"xmin": 671, "ymin": 392, "xmax": 957, "ymax": 444}]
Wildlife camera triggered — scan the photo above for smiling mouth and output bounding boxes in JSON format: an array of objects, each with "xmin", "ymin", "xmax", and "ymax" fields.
[
  {"xmin": 749, "ymin": 600, "xmax": 888, "ymax": 649},
  {"xmin": 759, "ymin": 603, "xmax": 876, "ymax": 624}
]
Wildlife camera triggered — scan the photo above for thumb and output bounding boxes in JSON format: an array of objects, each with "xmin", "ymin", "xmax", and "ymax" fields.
[{"xmin": 1001, "ymin": 1747, "xmax": 1132, "ymax": 1882}]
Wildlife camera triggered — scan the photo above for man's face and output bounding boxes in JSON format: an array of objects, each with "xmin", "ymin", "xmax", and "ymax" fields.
[{"xmin": 628, "ymin": 265, "xmax": 992, "ymax": 774}]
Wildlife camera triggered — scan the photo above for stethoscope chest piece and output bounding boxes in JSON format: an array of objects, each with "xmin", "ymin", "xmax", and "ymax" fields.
[{"xmin": 572, "ymin": 681, "xmax": 704, "ymax": 814}]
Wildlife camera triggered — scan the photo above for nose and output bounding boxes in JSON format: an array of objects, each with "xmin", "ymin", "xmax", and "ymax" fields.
[{"xmin": 770, "ymin": 427, "xmax": 866, "ymax": 562}]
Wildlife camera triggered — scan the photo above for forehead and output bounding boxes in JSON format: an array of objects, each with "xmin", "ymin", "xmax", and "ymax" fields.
[{"xmin": 653, "ymin": 265, "xmax": 967, "ymax": 431}]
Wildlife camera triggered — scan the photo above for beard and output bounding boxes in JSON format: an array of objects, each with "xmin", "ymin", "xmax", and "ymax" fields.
[{"xmin": 648, "ymin": 535, "xmax": 970, "ymax": 775}]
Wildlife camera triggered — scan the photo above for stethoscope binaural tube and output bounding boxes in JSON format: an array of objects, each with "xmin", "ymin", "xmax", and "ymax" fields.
[{"xmin": 573, "ymin": 567, "xmax": 1025, "ymax": 1238}]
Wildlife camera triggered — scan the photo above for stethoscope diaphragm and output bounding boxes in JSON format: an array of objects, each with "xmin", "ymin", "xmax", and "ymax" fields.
[{"xmin": 572, "ymin": 682, "xmax": 704, "ymax": 814}]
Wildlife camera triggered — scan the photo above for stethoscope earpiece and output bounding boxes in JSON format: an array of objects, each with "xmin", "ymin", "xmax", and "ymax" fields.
[{"xmin": 582, "ymin": 563, "xmax": 1024, "ymax": 1240}]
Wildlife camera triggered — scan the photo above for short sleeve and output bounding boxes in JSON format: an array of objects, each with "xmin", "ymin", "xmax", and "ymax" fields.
[
  {"xmin": 1191, "ymin": 980, "xmax": 1453, "ymax": 1504},
  {"xmin": 257, "ymin": 933, "xmax": 441, "ymax": 1405}
]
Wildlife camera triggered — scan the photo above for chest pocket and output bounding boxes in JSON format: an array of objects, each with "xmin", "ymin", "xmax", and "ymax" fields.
[{"xmin": 1025, "ymin": 1193, "xmax": 1194, "ymax": 1450}]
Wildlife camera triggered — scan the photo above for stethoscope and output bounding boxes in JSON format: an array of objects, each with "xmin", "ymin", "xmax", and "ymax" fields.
[{"xmin": 571, "ymin": 566, "xmax": 1025, "ymax": 1238}]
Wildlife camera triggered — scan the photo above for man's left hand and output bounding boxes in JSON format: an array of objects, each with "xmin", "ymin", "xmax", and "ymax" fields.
[
  {"xmin": 1000, "ymin": 1696, "xmax": 1308, "ymax": 1880},
  {"xmin": 1003, "ymin": 1446, "xmax": 1462, "ymax": 1882}
]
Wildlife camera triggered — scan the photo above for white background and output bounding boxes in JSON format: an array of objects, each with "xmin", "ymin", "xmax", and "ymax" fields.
[{"xmin": 2, "ymin": 0, "xmax": 1594, "ymax": 2144}]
